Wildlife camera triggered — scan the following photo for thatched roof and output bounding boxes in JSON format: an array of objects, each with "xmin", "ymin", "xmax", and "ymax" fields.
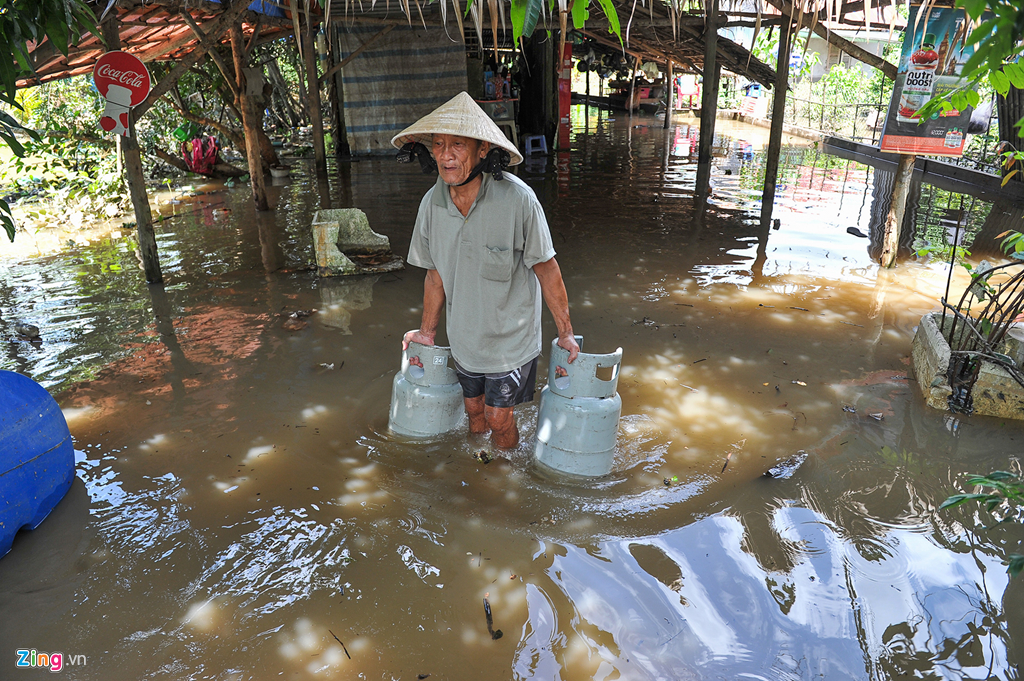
[{"xmin": 20, "ymin": 0, "xmax": 903, "ymax": 89}]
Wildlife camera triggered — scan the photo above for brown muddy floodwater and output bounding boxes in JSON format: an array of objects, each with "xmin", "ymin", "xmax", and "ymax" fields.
[{"xmin": 2, "ymin": 110, "xmax": 1023, "ymax": 680}]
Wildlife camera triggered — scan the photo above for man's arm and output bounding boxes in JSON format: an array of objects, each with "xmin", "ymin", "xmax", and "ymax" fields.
[
  {"xmin": 403, "ymin": 269, "xmax": 445, "ymax": 349},
  {"xmin": 533, "ymin": 257, "xmax": 579, "ymax": 363}
]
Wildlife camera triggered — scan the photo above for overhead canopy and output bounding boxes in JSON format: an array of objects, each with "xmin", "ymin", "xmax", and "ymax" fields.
[
  {"xmin": 20, "ymin": 0, "xmax": 296, "ymax": 88},
  {"xmin": 19, "ymin": 0, "xmax": 905, "ymax": 90}
]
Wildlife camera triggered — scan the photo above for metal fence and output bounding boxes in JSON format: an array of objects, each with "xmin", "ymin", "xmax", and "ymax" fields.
[{"xmin": 777, "ymin": 94, "xmax": 1004, "ymax": 176}]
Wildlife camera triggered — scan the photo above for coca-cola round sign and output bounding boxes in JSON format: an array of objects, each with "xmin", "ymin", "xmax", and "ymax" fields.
[{"xmin": 93, "ymin": 51, "xmax": 151, "ymax": 106}]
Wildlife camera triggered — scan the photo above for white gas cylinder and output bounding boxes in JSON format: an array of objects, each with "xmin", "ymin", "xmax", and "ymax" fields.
[
  {"xmin": 388, "ymin": 342, "xmax": 465, "ymax": 437},
  {"xmin": 534, "ymin": 336, "xmax": 623, "ymax": 476}
]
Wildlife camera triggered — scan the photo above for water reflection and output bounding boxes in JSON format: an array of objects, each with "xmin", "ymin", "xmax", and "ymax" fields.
[{"xmin": 0, "ymin": 110, "xmax": 1022, "ymax": 680}]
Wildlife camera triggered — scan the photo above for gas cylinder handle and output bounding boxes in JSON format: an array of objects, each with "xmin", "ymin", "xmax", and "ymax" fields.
[
  {"xmin": 403, "ymin": 341, "xmax": 457, "ymax": 386},
  {"xmin": 547, "ymin": 337, "xmax": 623, "ymax": 398}
]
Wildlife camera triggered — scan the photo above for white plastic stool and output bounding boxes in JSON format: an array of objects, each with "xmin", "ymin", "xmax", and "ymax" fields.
[
  {"xmin": 495, "ymin": 120, "xmax": 518, "ymax": 152},
  {"xmin": 523, "ymin": 134, "xmax": 547, "ymax": 155}
]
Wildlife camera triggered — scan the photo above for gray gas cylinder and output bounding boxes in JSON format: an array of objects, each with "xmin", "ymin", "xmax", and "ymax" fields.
[
  {"xmin": 388, "ymin": 341, "xmax": 465, "ymax": 437},
  {"xmin": 534, "ymin": 336, "xmax": 623, "ymax": 476}
]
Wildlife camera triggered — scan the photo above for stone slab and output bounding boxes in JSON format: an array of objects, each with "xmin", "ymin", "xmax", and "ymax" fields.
[
  {"xmin": 912, "ymin": 311, "xmax": 1024, "ymax": 419},
  {"xmin": 311, "ymin": 208, "xmax": 404, "ymax": 277}
]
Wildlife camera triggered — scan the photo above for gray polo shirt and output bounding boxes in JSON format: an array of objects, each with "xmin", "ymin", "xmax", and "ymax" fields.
[{"xmin": 407, "ymin": 172, "xmax": 556, "ymax": 374}]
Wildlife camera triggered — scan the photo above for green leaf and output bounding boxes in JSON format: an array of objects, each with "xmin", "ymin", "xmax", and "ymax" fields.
[
  {"xmin": 951, "ymin": 91, "xmax": 966, "ymax": 112},
  {"xmin": 990, "ymin": 69, "xmax": 1011, "ymax": 95},
  {"xmin": 511, "ymin": 0, "xmax": 542, "ymax": 42},
  {"xmin": 594, "ymin": 0, "xmax": 621, "ymax": 44},
  {"xmin": 960, "ymin": 0, "xmax": 986, "ymax": 18},
  {"xmin": 982, "ymin": 471, "xmax": 1020, "ymax": 483},
  {"xmin": 0, "ymin": 198, "xmax": 14, "ymax": 242},
  {"xmin": 1005, "ymin": 63, "xmax": 1024, "ymax": 89},
  {"xmin": 965, "ymin": 89, "xmax": 980, "ymax": 109},
  {"xmin": 1002, "ymin": 169, "xmax": 1018, "ymax": 187},
  {"xmin": 1009, "ymin": 554, "xmax": 1024, "ymax": 578},
  {"xmin": 571, "ymin": 0, "xmax": 589, "ymax": 29},
  {"xmin": 939, "ymin": 493, "xmax": 989, "ymax": 509}
]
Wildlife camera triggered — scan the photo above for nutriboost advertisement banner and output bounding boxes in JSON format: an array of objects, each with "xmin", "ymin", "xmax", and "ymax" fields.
[{"xmin": 879, "ymin": 2, "xmax": 979, "ymax": 157}]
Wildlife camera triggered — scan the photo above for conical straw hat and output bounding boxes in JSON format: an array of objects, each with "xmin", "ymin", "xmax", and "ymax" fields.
[{"xmin": 391, "ymin": 91, "xmax": 523, "ymax": 166}]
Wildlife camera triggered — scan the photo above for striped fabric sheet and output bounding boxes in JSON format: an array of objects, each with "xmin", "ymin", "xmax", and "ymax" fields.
[{"xmin": 339, "ymin": 23, "xmax": 468, "ymax": 156}]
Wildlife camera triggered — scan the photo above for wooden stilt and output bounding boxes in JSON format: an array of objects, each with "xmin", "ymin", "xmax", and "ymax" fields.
[
  {"xmin": 628, "ymin": 55, "xmax": 640, "ymax": 123},
  {"xmin": 101, "ymin": 12, "xmax": 162, "ymax": 283},
  {"xmin": 329, "ymin": 25, "xmax": 351, "ymax": 158},
  {"xmin": 664, "ymin": 61, "xmax": 673, "ymax": 130},
  {"xmin": 760, "ymin": 15, "xmax": 792, "ymax": 227},
  {"xmin": 879, "ymin": 154, "xmax": 916, "ymax": 268},
  {"xmin": 229, "ymin": 22, "xmax": 269, "ymax": 211},
  {"xmin": 696, "ymin": 0, "xmax": 720, "ymax": 197},
  {"xmin": 123, "ymin": 131, "xmax": 162, "ymax": 283},
  {"xmin": 302, "ymin": 25, "xmax": 328, "ymax": 176}
]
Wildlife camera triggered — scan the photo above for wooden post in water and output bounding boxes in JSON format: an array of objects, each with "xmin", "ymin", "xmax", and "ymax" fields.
[
  {"xmin": 760, "ymin": 15, "xmax": 792, "ymax": 228},
  {"xmin": 101, "ymin": 12, "xmax": 162, "ymax": 283},
  {"xmin": 696, "ymin": 0, "xmax": 719, "ymax": 197},
  {"xmin": 628, "ymin": 55, "xmax": 640, "ymax": 124},
  {"xmin": 329, "ymin": 25, "xmax": 351, "ymax": 159},
  {"xmin": 879, "ymin": 154, "xmax": 916, "ymax": 267},
  {"xmin": 664, "ymin": 60, "xmax": 673, "ymax": 130},
  {"xmin": 229, "ymin": 22, "xmax": 269, "ymax": 211},
  {"xmin": 302, "ymin": 24, "xmax": 328, "ymax": 175},
  {"xmin": 122, "ymin": 131, "xmax": 162, "ymax": 283}
]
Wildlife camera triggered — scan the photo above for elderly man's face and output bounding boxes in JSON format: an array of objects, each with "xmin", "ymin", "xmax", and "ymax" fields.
[{"xmin": 432, "ymin": 134, "xmax": 490, "ymax": 186}]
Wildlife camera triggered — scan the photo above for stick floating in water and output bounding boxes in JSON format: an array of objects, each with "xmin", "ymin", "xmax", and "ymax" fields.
[{"xmin": 483, "ymin": 598, "xmax": 503, "ymax": 640}]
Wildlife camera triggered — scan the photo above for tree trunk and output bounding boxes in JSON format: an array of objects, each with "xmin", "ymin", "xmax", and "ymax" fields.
[
  {"xmin": 302, "ymin": 26, "xmax": 328, "ymax": 175},
  {"xmin": 229, "ymin": 22, "xmax": 269, "ymax": 211}
]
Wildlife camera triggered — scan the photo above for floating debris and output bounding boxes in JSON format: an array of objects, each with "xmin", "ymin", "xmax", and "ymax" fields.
[
  {"xmin": 319, "ymin": 363, "xmax": 335, "ymax": 370},
  {"xmin": 328, "ymin": 630, "xmax": 351, "ymax": 659},
  {"xmin": 483, "ymin": 598, "xmax": 503, "ymax": 640},
  {"xmin": 282, "ymin": 316, "xmax": 307, "ymax": 332},
  {"xmin": 867, "ymin": 412, "xmax": 885, "ymax": 421},
  {"xmin": 842, "ymin": 405, "xmax": 856, "ymax": 413},
  {"xmin": 764, "ymin": 451, "xmax": 808, "ymax": 479},
  {"xmin": 847, "ymin": 227, "xmax": 868, "ymax": 238},
  {"xmin": 722, "ymin": 439, "xmax": 746, "ymax": 473},
  {"xmin": 663, "ymin": 475, "xmax": 679, "ymax": 486},
  {"xmin": 282, "ymin": 309, "xmax": 315, "ymax": 332},
  {"xmin": 15, "ymin": 324, "xmax": 40, "ymax": 339},
  {"xmin": 473, "ymin": 450, "xmax": 493, "ymax": 464},
  {"xmin": 792, "ymin": 380, "xmax": 807, "ymax": 386}
]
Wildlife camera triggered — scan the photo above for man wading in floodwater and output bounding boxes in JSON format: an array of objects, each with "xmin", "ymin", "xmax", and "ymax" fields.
[{"xmin": 393, "ymin": 92, "xmax": 579, "ymax": 449}]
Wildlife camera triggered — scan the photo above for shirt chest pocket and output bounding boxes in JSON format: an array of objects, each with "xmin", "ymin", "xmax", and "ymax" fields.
[{"xmin": 481, "ymin": 245, "xmax": 513, "ymax": 282}]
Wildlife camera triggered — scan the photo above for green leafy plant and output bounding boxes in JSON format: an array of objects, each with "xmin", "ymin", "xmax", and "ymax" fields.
[
  {"xmin": 941, "ymin": 471, "xmax": 1024, "ymax": 577},
  {"xmin": 752, "ymin": 28, "xmax": 819, "ymax": 82},
  {"xmin": 918, "ymin": 0, "xmax": 1024, "ymax": 134},
  {"xmin": 0, "ymin": 0, "xmax": 97, "ymax": 242}
]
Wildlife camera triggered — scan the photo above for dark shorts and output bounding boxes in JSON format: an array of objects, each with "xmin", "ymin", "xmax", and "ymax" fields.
[{"xmin": 454, "ymin": 356, "xmax": 539, "ymax": 409}]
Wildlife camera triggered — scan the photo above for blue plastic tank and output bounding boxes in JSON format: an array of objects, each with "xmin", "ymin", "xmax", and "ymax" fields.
[{"xmin": 0, "ymin": 370, "xmax": 75, "ymax": 558}]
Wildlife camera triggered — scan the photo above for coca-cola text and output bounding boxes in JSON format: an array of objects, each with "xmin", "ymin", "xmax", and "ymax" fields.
[{"xmin": 97, "ymin": 64, "xmax": 145, "ymax": 88}]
